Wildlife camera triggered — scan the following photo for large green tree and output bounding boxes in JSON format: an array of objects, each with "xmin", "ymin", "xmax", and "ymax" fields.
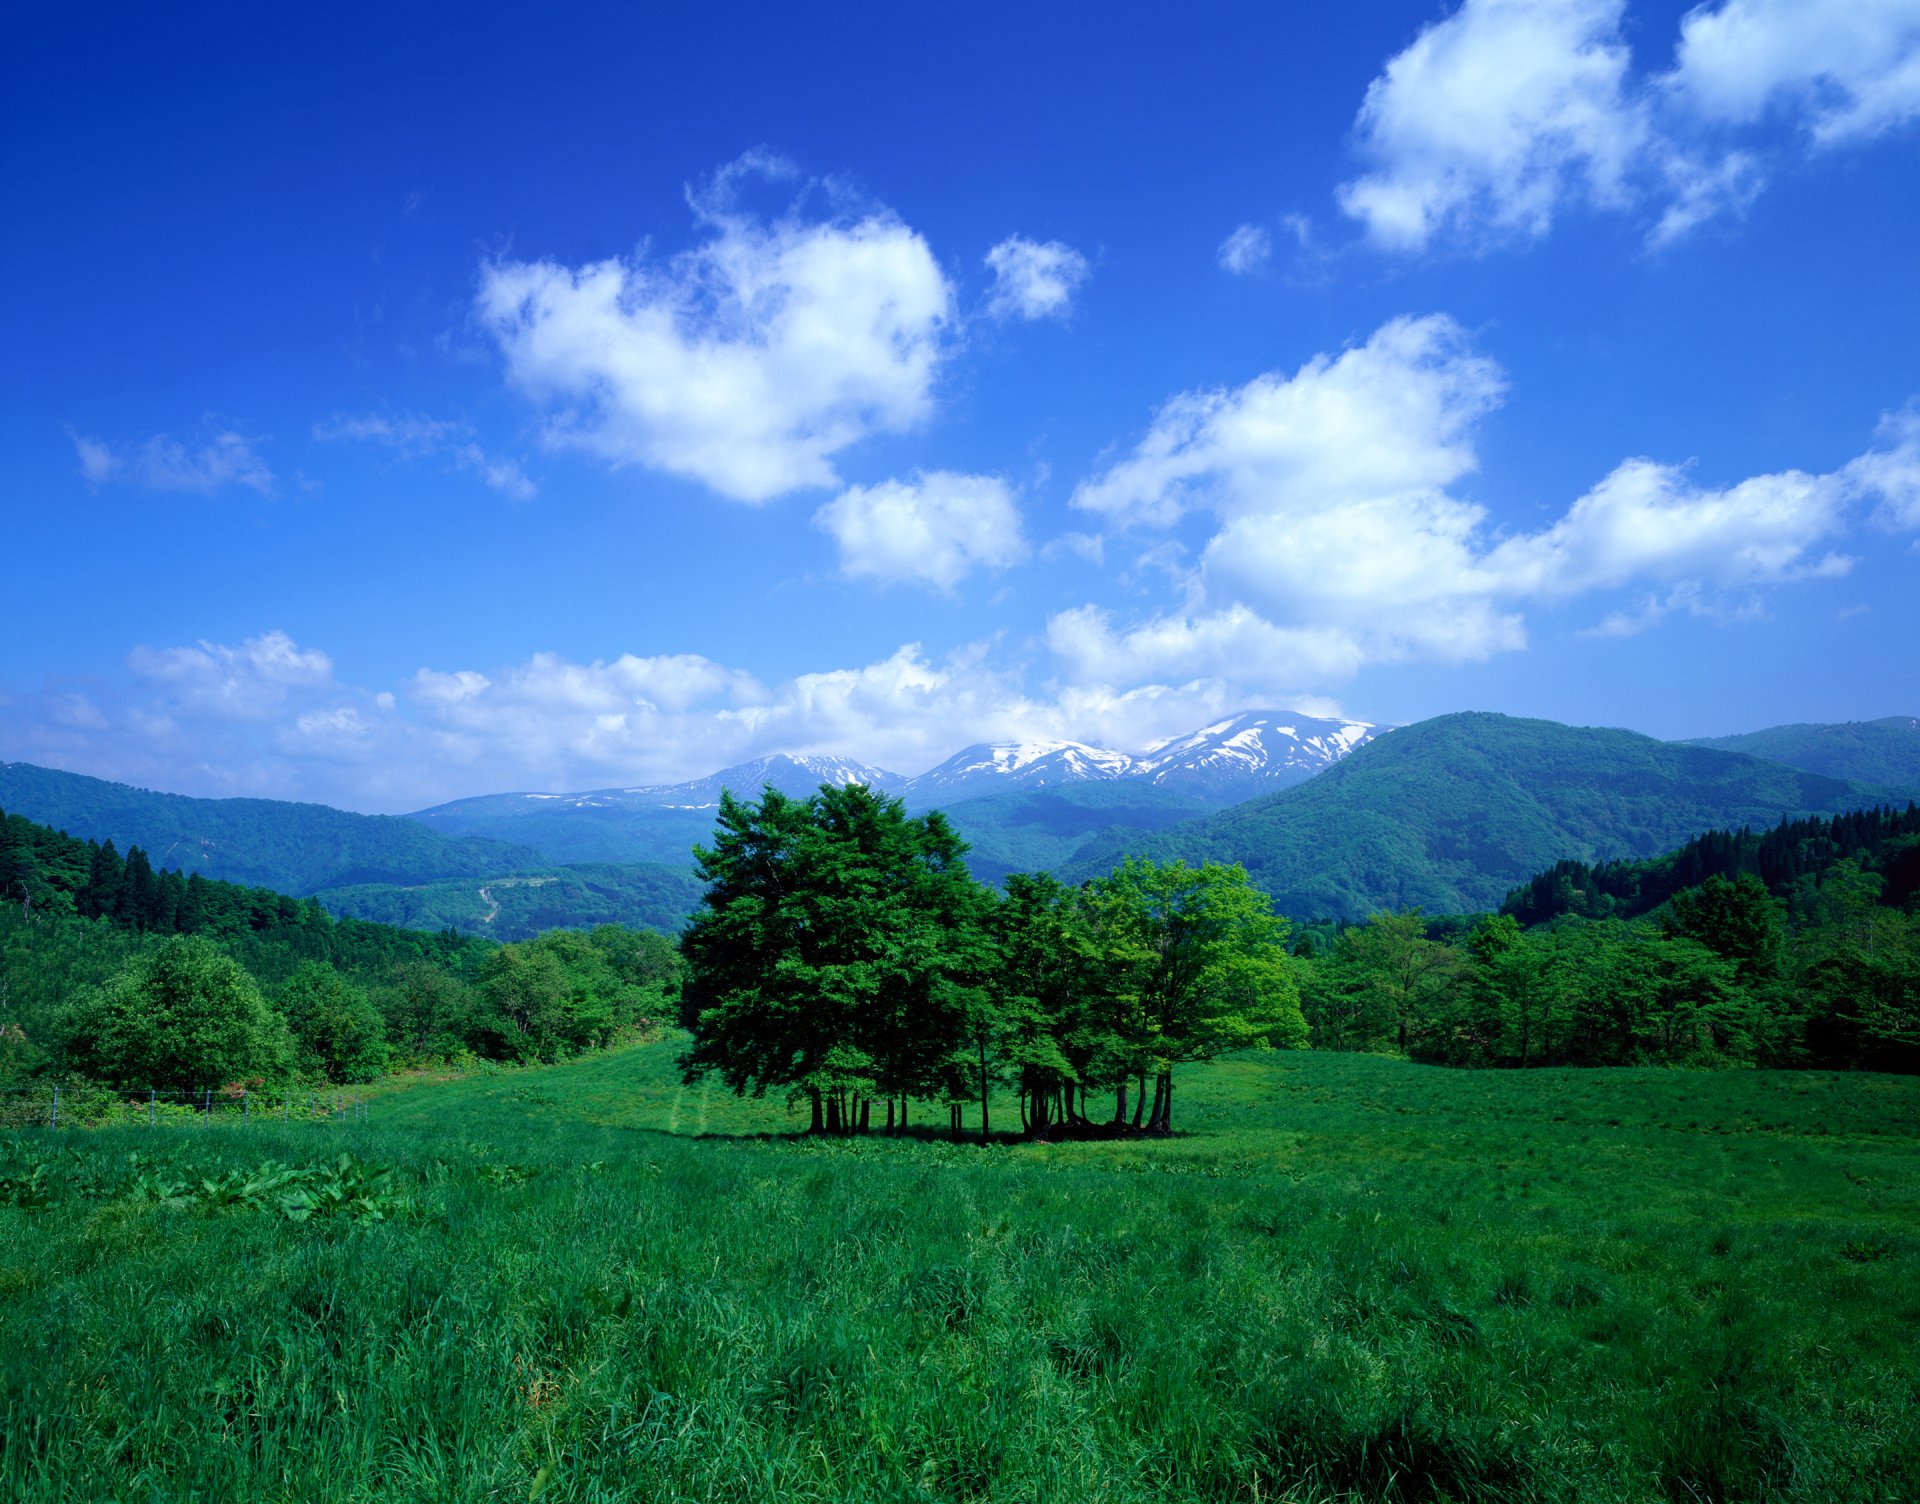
[
  {"xmin": 59, "ymin": 935, "xmax": 291, "ymax": 1091},
  {"xmin": 1087, "ymin": 857, "xmax": 1306, "ymax": 1134},
  {"xmin": 680, "ymin": 782, "xmax": 994, "ymax": 1133},
  {"xmin": 281, "ymin": 962, "xmax": 388, "ymax": 1083}
]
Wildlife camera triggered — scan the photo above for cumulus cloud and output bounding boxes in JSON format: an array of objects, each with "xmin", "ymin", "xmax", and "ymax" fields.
[
  {"xmin": 813, "ymin": 471, "xmax": 1027, "ymax": 590},
  {"xmin": 1070, "ymin": 314, "xmax": 1891, "ymax": 677},
  {"xmin": 1666, "ymin": 0, "xmax": 1920, "ymax": 145},
  {"xmin": 127, "ymin": 630, "xmax": 334, "ymax": 718},
  {"xmin": 1338, "ymin": 0, "xmax": 1920, "ymax": 252},
  {"xmin": 70, "ymin": 426, "xmax": 275, "ymax": 496},
  {"xmin": 1073, "ymin": 315, "xmax": 1505, "ymax": 530},
  {"xmin": 1338, "ymin": 0, "xmax": 1642, "ymax": 252},
  {"xmin": 1217, "ymin": 224, "xmax": 1273, "ymax": 274},
  {"xmin": 984, "ymin": 236, "xmax": 1091, "ymax": 320},
  {"xmin": 477, "ymin": 154, "xmax": 954, "ymax": 503},
  {"xmin": 314, "ymin": 412, "xmax": 537, "ymax": 500}
]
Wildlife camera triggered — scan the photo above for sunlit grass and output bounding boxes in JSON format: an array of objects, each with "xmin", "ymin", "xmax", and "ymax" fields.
[{"xmin": 4, "ymin": 1041, "xmax": 1916, "ymax": 1501}]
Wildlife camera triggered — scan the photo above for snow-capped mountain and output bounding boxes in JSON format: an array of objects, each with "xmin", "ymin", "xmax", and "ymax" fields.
[
  {"xmin": 1137, "ymin": 711, "xmax": 1380, "ymax": 799},
  {"xmin": 634, "ymin": 753, "xmax": 906, "ymax": 809},
  {"xmin": 902, "ymin": 740, "xmax": 1138, "ymax": 805},
  {"xmin": 414, "ymin": 753, "xmax": 904, "ymax": 825},
  {"xmin": 407, "ymin": 711, "xmax": 1381, "ymax": 866}
]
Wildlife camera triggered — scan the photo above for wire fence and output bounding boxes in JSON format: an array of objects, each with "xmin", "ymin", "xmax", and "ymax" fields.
[{"xmin": 0, "ymin": 1083, "xmax": 371, "ymax": 1131}]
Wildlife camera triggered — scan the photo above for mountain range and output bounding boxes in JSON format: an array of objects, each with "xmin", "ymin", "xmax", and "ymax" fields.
[
  {"xmin": 405, "ymin": 711, "xmax": 1383, "ymax": 869},
  {"xmin": 4, "ymin": 709, "xmax": 1915, "ymax": 935}
]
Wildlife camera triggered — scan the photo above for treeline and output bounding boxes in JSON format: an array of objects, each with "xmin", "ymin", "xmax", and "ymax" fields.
[
  {"xmin": 1502, "ymin": 804, "xmax": 1920, "ymax": 925},
  {"xmin": 1299, "ymin": 809, "xmax": 1920, "ymax": 1071},
  {"xmin": 0, "ymin": 805, "xmax": 681, "ymax": 1091},
  {"xmin": 679, "ymin": 784, "xmax": 1305, "ymax": 1138}
]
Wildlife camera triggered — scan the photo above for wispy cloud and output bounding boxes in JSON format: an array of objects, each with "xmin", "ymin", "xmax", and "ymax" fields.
[
  {"xmin": 1216, "ymin": 224, "xmax": 1273, "ymax": 274},
  {"xmin": 313, "ymin": 412, "xmax": 537, "ymax": 499},
  {"xmin": 983, "ymin": 235, "xmax": 1091, "ymax": 319},
  {"xmin": 70, "ymin": 425, "xmax": 275, "ymax": 496}
]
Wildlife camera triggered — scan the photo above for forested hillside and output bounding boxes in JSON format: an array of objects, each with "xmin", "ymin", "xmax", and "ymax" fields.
[
  {"xmin": 1688, "ymin": 716, "xmax": 1920, "ymax": 787},
  {"xmin": 1069, "ymin": 713, "xmax": 1918, "ymax": 918},
  {"xmin": 316, "ymin": 861, "xmax": 704, "ymax": 941},
  {"xmin": 0, "ymin": 805, "xmax": 680, "ymax": 1091},
  {"xmin": 0, "ymin": 762, "xmax": 544, "ymax": 894}
]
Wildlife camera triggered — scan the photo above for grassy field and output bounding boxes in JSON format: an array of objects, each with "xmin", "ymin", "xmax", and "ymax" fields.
[{"xmin": 4, "ymin": 1043, "xmax": 1917, "ymax": 1502}]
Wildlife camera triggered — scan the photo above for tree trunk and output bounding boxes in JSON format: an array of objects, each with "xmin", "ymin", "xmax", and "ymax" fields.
[
  {"xmin": 859, "ymin": 1098, "xmax": 871, "ymax": 1134},
  {"xmin": 978, "ymin": 1041, "xmax": 990, "ymax": 1146},
  {"xmin": 1147, "ymin": 1071, "xmax": 1171, "ymax": 1134},
  {"xmin": 809, "ymin": 1089, "xmax": 823, "ymax": 1135},
  {"xmin": 826, "ymin": 1094, "xmax": 841, "ymax": 1134},
  {"xmin": 1131, "ymin": 1072, "xmax": 1147, "ymax": 1129},
  {"xmin": 1113, "ymin": 1080, "xmax": 1127, "ymax": 1125}
]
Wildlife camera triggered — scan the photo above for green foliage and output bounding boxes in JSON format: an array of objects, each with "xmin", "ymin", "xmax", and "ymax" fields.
[
  {"xmin": 477, "ymin": 928, "xmax": 673, "ymax": 1063},
  {"xmin": 57, "ymin": 936, "xmax": 292, "ymax": 1090},
  {"xmin": 1068, "ymin": 712, "xmax": 1916, "ymax": 919},
  {"xmin": 683, "ymin": 785, "xmax": 1302, "ymax": 1137},
  {"xmin": 281, "ymin": 963, "xmax": 388, "ymax": 1084},
  {"xmin": 681, "ymin": 784, "xmax": 993, "ymax": 1130}
]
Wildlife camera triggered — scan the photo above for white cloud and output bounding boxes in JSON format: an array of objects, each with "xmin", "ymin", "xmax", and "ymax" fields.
[
  {"xmin": 1843, "ymin": 405, "xmax": 1920, "ymax": 529},
  {"xmin": 1666, "ymin": 0, "xmax": 1920, "ymax": 145},
  {"xmin": 70, "ymin": 427, "xmax": 275, "ymax": 496},
  {"xmin": 1071, "ymin": 314, "xmax": 1891, "ymax": 680},
  {"xmin": 126, "ymin": 630, "xmax": 334, "ymax": 719},
  {"xmin": 1217, "ymin": 224, "xmax": 1273, "ymax": 274},
  {"xmin": 1072, "ymin": 314, "xmax": 1505, "ymax": 530},
  {"xmin": 983, "ymin": 236, "xmax": 1090, "ymax": 320},
  {"xmin": 1047, "ymin": 604, "xmax": 1371, "ymax": 685},
  {"xmin": 477, "ymin": 154, "xmax": 954, "ymax": 504},
  {"xmin": 813, "ymin": 471, "xmax": 1027, "ymax": 590},
  {"xmin": 1337, "ymin": 0, "xmax": 1642, "ymax": 252},
  {"xmin": 1337, "ymin": 0, "xmax": 1920, "ymax": 252},
  {"xmin": 314, "ymin": 412, "xmax": 537, "ymax": 500}
]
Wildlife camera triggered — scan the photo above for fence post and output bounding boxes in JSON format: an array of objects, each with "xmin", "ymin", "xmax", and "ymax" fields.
[
  {"xmin": 50, "ymin": 1083, "xmax": 58, "ymax": 1131},
  {"xmin": 149, "ymin": 1088, "xmax": 156, "ymax": 1128},
  {"xmin": 204, "ymin": 1088, "xmax": 211, "ymax": 1124},
  {"xmin": 284, "ymin": 1091, "xmax": 290, "ymax": 1124},
  {"xmin": 243, "ymin": 1087, "xmax": 249, "ymax": 1125}
]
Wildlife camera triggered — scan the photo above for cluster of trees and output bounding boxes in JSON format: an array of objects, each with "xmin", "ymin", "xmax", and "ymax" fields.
[
  {"xmin": 678, "ymin": 784, "xmax": 1306, "ymax": 1137},
  {"xmin": 1299, "ymin": 822, "xmax": 1920, "ymax": 1071},
  {"xmin": 0, "ymin": 806, "xmax": 681, "ymax": 1091}
]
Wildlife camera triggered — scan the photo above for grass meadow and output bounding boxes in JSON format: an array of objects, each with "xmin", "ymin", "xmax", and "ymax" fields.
[{"xmin": 4, "ymin": 1042, "xmax": 1917, "ymax": 1502}]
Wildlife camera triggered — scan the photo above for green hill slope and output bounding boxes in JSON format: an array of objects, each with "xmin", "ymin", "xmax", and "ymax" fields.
[
  {"xmin": 314, "ymin": 861, "xmax": 704, "ymax": 940},
  {"xmin": 1688, "ymin": 716, "xmax": 1920, "ymax": 786},
  {"xmin": 1065, "ymin": 712, "xmax": 1918, "ymax": 918},
  {"xmin": 0, "ymin": 761, "xmax": 547, "ymax": 895}
]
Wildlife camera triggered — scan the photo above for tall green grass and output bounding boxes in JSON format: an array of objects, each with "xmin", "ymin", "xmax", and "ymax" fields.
[{"xmin": 4, "ymin": 1043, "xmax": 1916, "ymax": 1501}]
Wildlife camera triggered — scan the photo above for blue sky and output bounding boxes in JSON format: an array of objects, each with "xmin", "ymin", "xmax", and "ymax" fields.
[{"xmin": 3, "ymin": 0, "xmax": 1918, "ymax": 812}]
